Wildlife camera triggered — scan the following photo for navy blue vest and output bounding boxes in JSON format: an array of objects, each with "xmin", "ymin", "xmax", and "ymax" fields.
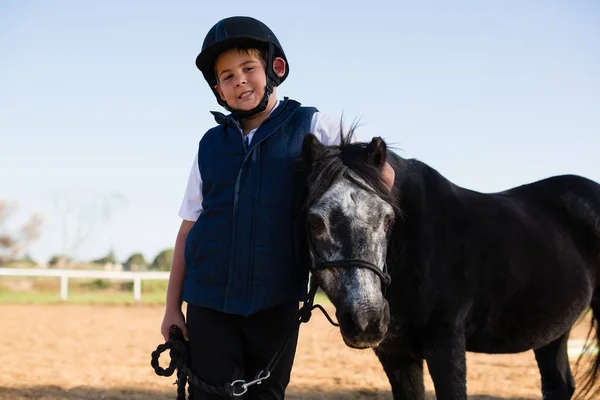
[{"xmin": 182, "ymin": 98, "xmax": 317, "ymax": 316}]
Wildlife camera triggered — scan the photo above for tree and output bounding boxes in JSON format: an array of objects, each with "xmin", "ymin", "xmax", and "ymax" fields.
[
  {"xmin": 150, "ymin": 248, "xmax": 174, "ymax": 271},
  {"xmin": 124, "ymin": 252, "xmax": 148, "ymax": 271},
  {"xmin": 48, "ymin": 254, "xmax": 71, "ymax": 268},
  {"xmin": 52, "ymin": 186, "xmax": 127, "ymax": 261},
  {"xmin": 0, "ymin": 200, "xmax": 43, "ymax": 266},
  {"xmin": 92, "ymin": 249, "xmax": 117, "ymax": 265}
]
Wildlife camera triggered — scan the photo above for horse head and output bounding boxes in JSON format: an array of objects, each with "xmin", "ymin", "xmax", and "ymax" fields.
[{"xmin": 301, "ymin": 131, "xmax": 399, "ymax": 349}]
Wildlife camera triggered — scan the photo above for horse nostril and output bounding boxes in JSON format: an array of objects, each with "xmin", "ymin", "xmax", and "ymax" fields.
[
  {"xmin": 365, "ymin": 317, "xmax": 386, "ymax": 336},
  {"xmin": 339, "ymin": 311, "xmax": 365, "ymax": 333},
  {"xmin": 339, "ymin": 312, "xmax": 352, "ymax": 328}
]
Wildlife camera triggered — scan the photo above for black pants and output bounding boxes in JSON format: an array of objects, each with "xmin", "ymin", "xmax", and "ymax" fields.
[{"xmin": 186, "ymin": 301, "xmax": 300, "ymax": 400}]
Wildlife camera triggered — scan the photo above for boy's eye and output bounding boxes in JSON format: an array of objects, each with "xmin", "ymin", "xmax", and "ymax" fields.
[
  {"xmin": 223, "ymin": 75, "xmax": 232, "ymax": 81},
  {"xmin": 244, "ymin": 67, "xmax": 255, "ymax": 72}
]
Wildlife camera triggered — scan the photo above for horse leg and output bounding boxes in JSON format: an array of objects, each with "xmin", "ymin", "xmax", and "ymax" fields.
[
  {"xmin": 423, "ymin": 327, "xmax": 467, "ymax": 400},
  {"xmin": 533, "ymin": 331, "xmax": 576, "ymax": 400},
  {"xmin": 374, "ymin": 348, "xmax": 425, "ymax": 400}
]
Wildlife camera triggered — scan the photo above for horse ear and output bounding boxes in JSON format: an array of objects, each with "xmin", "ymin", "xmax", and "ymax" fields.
[
  {"xmin": 365, "ymin": 136, "xmax": 387, "ymax": 168},
  {"xmin": 302, "ymin": 133, "xmax": 325, "ymax": 170}
]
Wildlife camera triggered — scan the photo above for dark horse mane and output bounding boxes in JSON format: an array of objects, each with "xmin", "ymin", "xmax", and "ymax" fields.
[{"xmin": 300, "ymin": 122, "xmax": 401, "ymax": 216}]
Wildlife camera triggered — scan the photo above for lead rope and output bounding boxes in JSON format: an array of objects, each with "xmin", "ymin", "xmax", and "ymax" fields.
[{"xmin": 150, "ymin": 279, "xmax": 337, "ymax": 399}]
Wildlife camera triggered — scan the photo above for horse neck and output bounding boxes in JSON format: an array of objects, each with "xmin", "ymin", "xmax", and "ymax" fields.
[
  {"xmin": 387, "ymin": 159, "xmax": 460, "ymax": 325},
  {"xmin": 395, "ymin": 159, "xmax": 457, "ymax": 220},
  {"xmin": 392, "ymin": 159, "xmax": 461, "ymax": 270}
]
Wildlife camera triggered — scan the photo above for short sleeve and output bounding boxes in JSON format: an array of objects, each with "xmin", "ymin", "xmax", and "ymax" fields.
[
  {"xmin": 310, "ymin": 112, "xmax": 358, "ymax": 145},
  {"xmin": 178, "ymin": 152, "xmax": 204, "ymax": 222}
]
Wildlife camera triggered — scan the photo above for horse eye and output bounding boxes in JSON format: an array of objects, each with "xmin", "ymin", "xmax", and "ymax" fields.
[{"xmin": 308, "ymin": 214, "xmax": 325, "ymax": 235}]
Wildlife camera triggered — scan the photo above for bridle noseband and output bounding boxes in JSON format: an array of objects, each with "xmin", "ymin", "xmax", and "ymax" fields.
[{"xmin": 307, "ymin": 237, "xmax": 391, "ymax": 291}]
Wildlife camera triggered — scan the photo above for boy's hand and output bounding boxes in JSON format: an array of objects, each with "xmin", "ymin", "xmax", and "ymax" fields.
[
  {"xmin": 382, "ymin": 161, "xmax": 395, "ymax": 192},
  {"xmin": 161, "ymin": 309, "xmax": 188, "ymax": 342}
]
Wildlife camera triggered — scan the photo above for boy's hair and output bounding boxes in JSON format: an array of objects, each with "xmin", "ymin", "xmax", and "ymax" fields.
[{"xmin": 214, "ymin": 46, "xmax": 268, "ymax": 84}]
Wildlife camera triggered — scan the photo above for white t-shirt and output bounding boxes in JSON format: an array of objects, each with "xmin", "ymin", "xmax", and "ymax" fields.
[{"xmin": 179, "ymin": 101, "xmax": 346, "ymax": 221}]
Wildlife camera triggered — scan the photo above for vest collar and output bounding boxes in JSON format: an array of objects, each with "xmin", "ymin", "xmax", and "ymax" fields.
[{"xmin": 210, "ymin": 97, "xmax": 290, "ymax": 128}]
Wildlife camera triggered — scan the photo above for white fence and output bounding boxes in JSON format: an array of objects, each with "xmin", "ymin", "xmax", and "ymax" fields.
[{"xmin": 0, "ymin": 267, "xmax": 169, "ymax": 302}]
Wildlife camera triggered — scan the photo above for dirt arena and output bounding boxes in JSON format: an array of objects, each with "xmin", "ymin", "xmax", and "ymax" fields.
[{"xmin": 0, "ymin": 304, "xmax": 596, "ymax": 400}]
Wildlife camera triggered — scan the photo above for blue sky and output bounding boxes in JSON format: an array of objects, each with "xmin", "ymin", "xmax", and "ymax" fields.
[{"xmin": 1, "ymin": 0, "xmax": 599, "ymax": 263}]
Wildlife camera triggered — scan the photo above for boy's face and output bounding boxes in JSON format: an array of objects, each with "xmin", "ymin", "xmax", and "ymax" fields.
[{"xmin": 214, "ymin": 48, "xmax": 285, "ymax": 111}]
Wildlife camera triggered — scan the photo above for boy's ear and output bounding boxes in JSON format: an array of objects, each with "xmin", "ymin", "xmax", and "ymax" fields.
[{"xmin": 273, "ymin": 57, "xmax": 286, "ymax": 79}]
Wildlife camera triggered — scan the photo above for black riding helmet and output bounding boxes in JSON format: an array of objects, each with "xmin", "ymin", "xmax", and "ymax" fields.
[{"xmin": 196, "ymin": 16, "xmax": 289, "ymax": 119}]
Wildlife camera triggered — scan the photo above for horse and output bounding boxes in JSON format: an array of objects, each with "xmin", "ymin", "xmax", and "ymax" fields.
[{"xmin": 299, "ymin": 128, "xmax": 600, "ymax": 400}]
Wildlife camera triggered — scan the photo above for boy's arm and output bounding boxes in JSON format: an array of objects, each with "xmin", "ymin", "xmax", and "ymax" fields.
[
  {"xmin": 161, "ymin": 219, "xmax": 194, "ymax": 341},
  {"xmin": 161, "ymin": 151, "xmax": 203, "ymax": 340},
  {"xmin": 165, "ymin": 219, "xmax": 195, "ymax": 311},
  {"xmin": 382, "ymin": 160, "xmax": 395, "ymax": 192},
  {"xmin": 169, "ymin": 151, "xmax": 203, "ymax": 311}
]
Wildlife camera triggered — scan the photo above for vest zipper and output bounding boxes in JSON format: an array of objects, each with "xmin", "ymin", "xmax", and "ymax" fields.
[
  {"xmin": 224, "ymin": 104, "xmax": 298, "ymax": 310},
  {"xmin": 223, "ymin": 118, "xmax": 245, "ymax": 308}
]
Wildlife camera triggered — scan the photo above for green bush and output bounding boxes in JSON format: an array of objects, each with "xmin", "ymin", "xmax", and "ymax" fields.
[
  {"xmin": 150, "ymin": 249, "xmax": 174, "ymax": 271},
  {"xmin": 85, "ymin": 279, "xmax": 111, "ymax": 290}
]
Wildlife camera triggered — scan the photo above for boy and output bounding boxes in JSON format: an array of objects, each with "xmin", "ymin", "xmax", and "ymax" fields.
[{"xmin": 160, "ymin": 16, "xmax": 394, "ymax": 399}]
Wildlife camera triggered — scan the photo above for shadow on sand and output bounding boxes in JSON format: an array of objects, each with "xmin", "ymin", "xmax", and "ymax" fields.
[{"xmin": 0, "ymin": 385, "xmax": 538, "ymax": 400}]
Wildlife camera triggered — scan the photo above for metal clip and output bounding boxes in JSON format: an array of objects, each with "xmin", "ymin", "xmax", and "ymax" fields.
[{"xmin": 230, "ymin": 370, "xmax": 271, "ymax": 397}]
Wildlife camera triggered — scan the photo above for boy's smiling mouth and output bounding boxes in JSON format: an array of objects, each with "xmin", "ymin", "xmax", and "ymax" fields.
[{"xmin": 239, "ymin": 91, "xmax": 253, "ymax": 100}]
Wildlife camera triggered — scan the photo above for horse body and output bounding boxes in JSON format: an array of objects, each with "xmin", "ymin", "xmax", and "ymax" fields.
[
  {"xmin": 301, "ymin": 132, "xmax": 600, "ymax": 400},
  {"xmin": 391, "ymin": 159, "xmax": 598, "ymax": 354}
]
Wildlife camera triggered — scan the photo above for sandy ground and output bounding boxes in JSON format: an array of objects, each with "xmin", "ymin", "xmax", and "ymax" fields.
[{"xmin": 0, "ymin": 304, "xmax": 596, "ymax": 400}]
